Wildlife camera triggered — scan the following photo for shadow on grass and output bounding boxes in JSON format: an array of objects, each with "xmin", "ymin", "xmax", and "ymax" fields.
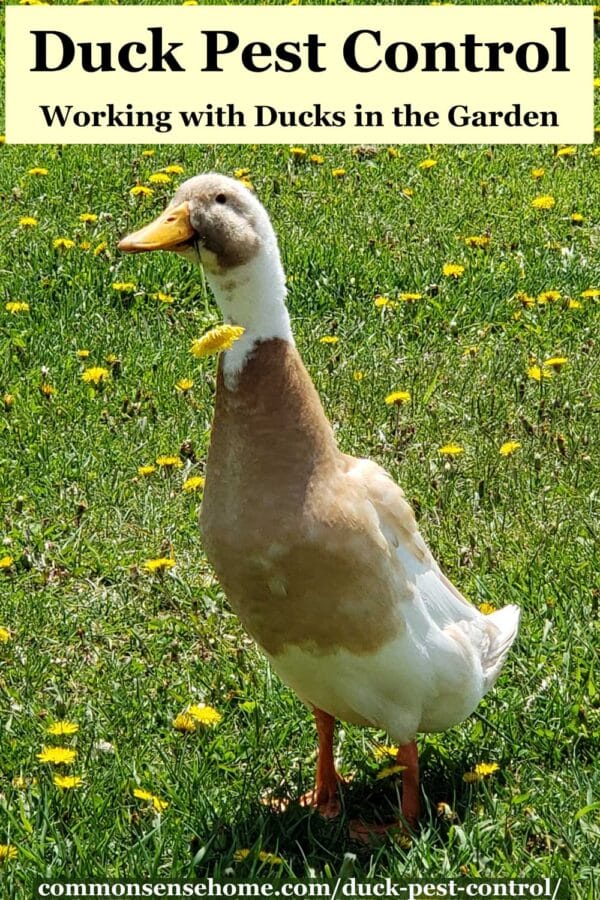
[{"xmin": 190, "ymin": 745, "xmax": 504, "ymax": 872}]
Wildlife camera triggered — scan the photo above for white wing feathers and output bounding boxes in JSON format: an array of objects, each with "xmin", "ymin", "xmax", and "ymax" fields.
[{"xmin": 346, "ymin": 457, "xmax": 520, "ymax": 688}]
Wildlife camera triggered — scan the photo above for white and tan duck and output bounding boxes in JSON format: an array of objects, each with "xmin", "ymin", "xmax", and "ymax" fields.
[{"xmin": 119, "ymin": 174, "xmax": 520, "ymax": 835}]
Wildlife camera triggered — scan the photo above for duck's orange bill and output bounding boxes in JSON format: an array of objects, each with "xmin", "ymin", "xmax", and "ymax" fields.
[{"xmin": 118, "ymin": 201, "xmax": 194, "ymax": 253}]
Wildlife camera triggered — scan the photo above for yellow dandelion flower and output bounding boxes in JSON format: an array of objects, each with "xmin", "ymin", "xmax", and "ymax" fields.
[
  {"xmin": 373, "ymin": 744, "xmax": 398, "ymax": 760},
  {"xmin": 5, "ymin": 301, "xmax": 29, "ymax": 314},
  {"xmin": 138, "ymin": 465, "xmax": 157, "ymax": 477},
  {"xmin": 527, "ymin": 365, "xmax": 553, "ymax": 382},
  {"xmin": 40, "ymin": 383, "xmax": 56, "ymax": 397},
  {"xmin": 0, "ymin": 845, "xmax": 17, "ymax": 862},
  {"xmin": 352, "ymin": 371, "xmax": 364, "ymax": 382},
  {"xmin": 153, "ymin": 291, "xmax": 174, "ymax": 304},
  {"xmin": 594, "ymin": 77, "xmax": 600, "ymax": 88},
  {"xmin": 385, "ymin": 390, "xmax": 411, "ymax": 406},
  {"xmin": 544, "ymin": 356, "xmax": 568, "ymax": 369},
  {"xmin": 187, "ymin": 704, "xmax": 222, "ymax": 726},
  {"xmin": 19, "ymin": 216, "xmax": 38, "ymax": 227},
  {"xmin": 439, "ymin": 443, "xmax": 464, "ymax": 456},
  {"xmin": 374, "ymin": 295, "xmax": 396, "ymax": 309},
  {"xmin": 93, "ymin": 242, "xmax": 107, "ymax": 257},
  {"xmin": 143, "ymin": 557, "xmax": 175, "ymax": 573},
  {"xmin": 162, "ymin": 165, "xmax": 184, "ymax": 175},
  {"xmin": 290, "ymin": 147, "xmax": 307, "ymax": 158},
  {"xmin": 3, "ymin": 394, "xmax": 14, "ymax": 409},
  {"xmin": 175, "ymin": 378, "xmax": 194, "ymax": 392},
  {"xmin": 141, "ymin": 149, "xmax": 155, "ymax": 157},
  {"xmin": 53, "ymin": 775, "xmax": 83, "ymax": 789},
  {"xmin": 238, "ymin": 177, "xmax": 254, "ymax": 191},
  {"xmin": 37, "ymin": 746, "xmax": 77, "ymax": 765},
  {"xmin": 555, "ymin": 146, "xmax": 576, "ymax": 157},
  {"xmin": 149, "ymin": 173, "xmax": 171, "ymax": 185},
  {"xmin": 156, "ymin": 455, "xmax": 183, "ymax": 468},
  {"xmin": 27, "ymin": 167, "xmax": 48, "ymax": 176},
  {"xmin": 310, "ymin": 154, "xmax": 324, "ymax": 165},
  {"xmin": 478, "ymin": 602, "xmax": 496, "ymax": 615},
  {"xmin": 79, "ymin": 213, "xmax": 98, "ymax": 223},
  {"xmin": 376, "ymin": 764, "xmax": 407, "ymax": 780},
  {"xmin": 571, "ymin": 213, "xmax": 584, "ymax": 224},
  {"xmin": 402, "ymin": 187, "xmax": 415, "ymax": 197},
  {"xmin": 499, "ymin": 441, "xmax": 521, "ymax": 457},
  {"xmin": 531, "ymin": 167, "xmax": 545, "ymax": 179},
  {"xmin": 464, "ymin": 235, "xmax": 490, "ymax": 249},
  {"xmin": 463, "ymin": 771, "xmax": 482, "ymax": 783},
  {"xmin": 172, "ymin": 713, "xmax": 197, "ymax": 733},
  {"xmin": 79, "ymin": 241, "xmax": 91, "ymax": 251},
  {"xmin": 133, "ymin": 788, "xmax": 169, "ymax": 813},
  {"xmin": 319, "ymin": 336, "xmax": 340, "ymax": 344},
  {"xmin": 258, "ymin": 852, "xmax": 283, "ymax": 866},
  {"xmin": 112, "ymin": 282, "xmax": 136, "ymax": 292},
  {"xmin": 152, "ymin": 795, "xmax": 169, "ymax": 813},
  {"xmin": 182, "ymin": 1, "xmax": 198, "ymax": 5},
  {"xmin": 538, "ymin": 290, "xmax": 561, "ymax": 303},
  {"xmin": 12, "ymin": 776, "xmax": 35, "ymax": 790},
  {"xmin": 531, "ymin": 195, "xmax": 555, "ymax": 210},
  {"xmin": 387, "ymin": 147, "xmax": 399, "ymax": 158},
  {"xmin": 0, "ymin": 136, "xmax": 5, "ymax": 144},
  {"xmin": 81, "ymin": 366, "xmax": 110, "ymax": 385},
  {"xmin": 190, "ymin": 325, "xmax": 245, "ymax": 358},
  {"xmin": 581, "ymin": 288, "xmax": 600, "ymax": 298},
  {"xmin": 53, "ymin": 238, "xmax": 75, "ymax": 250},
  {"xmin": 130, "ymin": 185, "xmax": 154, "ymax": 197},
  {"xmin": 234, "ymin": 849, "xmax": 251, "ymax": 862},
  {"xmin": 591, "ymin": 147, "xmax": 600, "ymax": 158},
  {"xmin": 436, "ymin": 801, "xmax": 456, "ymax": 820},
  {"xmin": 462, "ymin": 345, "xmax": 479, "ymax": 357},
  {"xmin": 399, "ymin": 292, "xmax": 422, "ymax": 302},
  {"xmin": 515, "ymin": 291, "xmax": 535, "ymax": 307},
  {"xmin": 331, "ymin": 167, "xmax": 346, "ymax": 178},
  {"xmin": 418, "ymin": 158, "xmax": 437, "ymax": 169},
  {"xmin": 443, "ymin": 263, "xmax": 465, "ymax": 278},
  {"xmin": 474, "ymin": 762, "xmax": 500, "ymax": 777},
  {"xmin": 0, "ymin": 627, "xmax": 11, "ymax": 642},
  {"xmin": 234, "ymin": 168, "xmax": 250, "ymax": 178},
  {"xmin": 0, "ymin": 557, "xmax": 14, "ymax": 571},
  {"xmin": 47, "ymin": 721, "xmax": 79, "ymax": 736},
  {"xmin": 76, "ymin": 349, "xmax": 90, "ymax": 359},
  {"xmin": 567, "ymin": 299, "xmax": 582, "ymax": 310},
  {"xmin": 183, "ymin": 476, "xmax": 205, "ymax": 492}
]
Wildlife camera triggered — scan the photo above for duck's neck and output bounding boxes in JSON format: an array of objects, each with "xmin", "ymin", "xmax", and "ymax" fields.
[{"xmin": 203, "ymin": 246, "xmax": 294, "ymax": 387}]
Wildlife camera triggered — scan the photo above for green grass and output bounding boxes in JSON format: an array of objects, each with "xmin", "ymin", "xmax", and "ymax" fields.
[{"xmin": 1, "ymin": 22, "xmax": 600, "ymax": 899}]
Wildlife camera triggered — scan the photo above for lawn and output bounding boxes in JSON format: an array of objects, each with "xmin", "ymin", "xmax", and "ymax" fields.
[{"xmin": 1, "ymin": 6, "xmax": 600, "ymax": 899}]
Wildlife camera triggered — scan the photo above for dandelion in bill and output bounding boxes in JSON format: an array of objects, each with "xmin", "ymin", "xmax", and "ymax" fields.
[{"xmin": 191, "ymin": 325, "xmax": 245, "ymax": 358}]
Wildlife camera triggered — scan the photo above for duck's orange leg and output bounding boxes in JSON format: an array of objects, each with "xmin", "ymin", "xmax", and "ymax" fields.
[
  {"xmin": 299, "ymin": 708, "xmax": 342, "ymax": 818},
  {"xmin": 349, "ymin": 740, "xmax": 420, "ymax": 842},
  {"xmin": 396, "ymin": 740, "xmax": 420, "ymax": 827}
]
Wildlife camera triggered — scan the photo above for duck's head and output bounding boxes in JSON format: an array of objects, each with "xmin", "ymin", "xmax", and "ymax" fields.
[
  {"xmin": 118, "ymin": 173, "xmax": 292, "ymax": 371},
  {"xmin": 118, "ymin": 173, "xmax": 279, "ymax": 278}
]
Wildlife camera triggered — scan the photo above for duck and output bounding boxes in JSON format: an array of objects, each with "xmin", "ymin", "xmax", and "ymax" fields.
[{"xmin": 118, "ymin": 174, "xmax": 520, "ymax": 835}]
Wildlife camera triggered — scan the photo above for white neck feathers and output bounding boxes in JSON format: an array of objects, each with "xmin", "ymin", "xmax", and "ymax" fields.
[{"xmin": 202, "ymin": 237, "xmax": 294, "ymax": 388}]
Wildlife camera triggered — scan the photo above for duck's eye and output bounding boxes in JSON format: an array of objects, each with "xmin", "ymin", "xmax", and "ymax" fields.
[{"xmin": 215, "ymin": 193, "xmax": 227, "ymax": 204}]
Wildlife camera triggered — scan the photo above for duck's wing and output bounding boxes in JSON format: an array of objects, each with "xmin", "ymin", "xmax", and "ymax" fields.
[{"xmin": 345, "ymin": 456, "xmax": 520, "ymax": 691}]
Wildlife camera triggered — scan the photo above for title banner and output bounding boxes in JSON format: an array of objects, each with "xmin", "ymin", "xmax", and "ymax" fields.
[{"xmin": 5, "ymin": 5, "xmax": 594, "ymax": 144}]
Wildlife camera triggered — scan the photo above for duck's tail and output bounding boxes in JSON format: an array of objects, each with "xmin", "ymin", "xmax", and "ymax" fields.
[{"xmin": 481, "ymin": 604, "xmax": 521, "ymax": 690}]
